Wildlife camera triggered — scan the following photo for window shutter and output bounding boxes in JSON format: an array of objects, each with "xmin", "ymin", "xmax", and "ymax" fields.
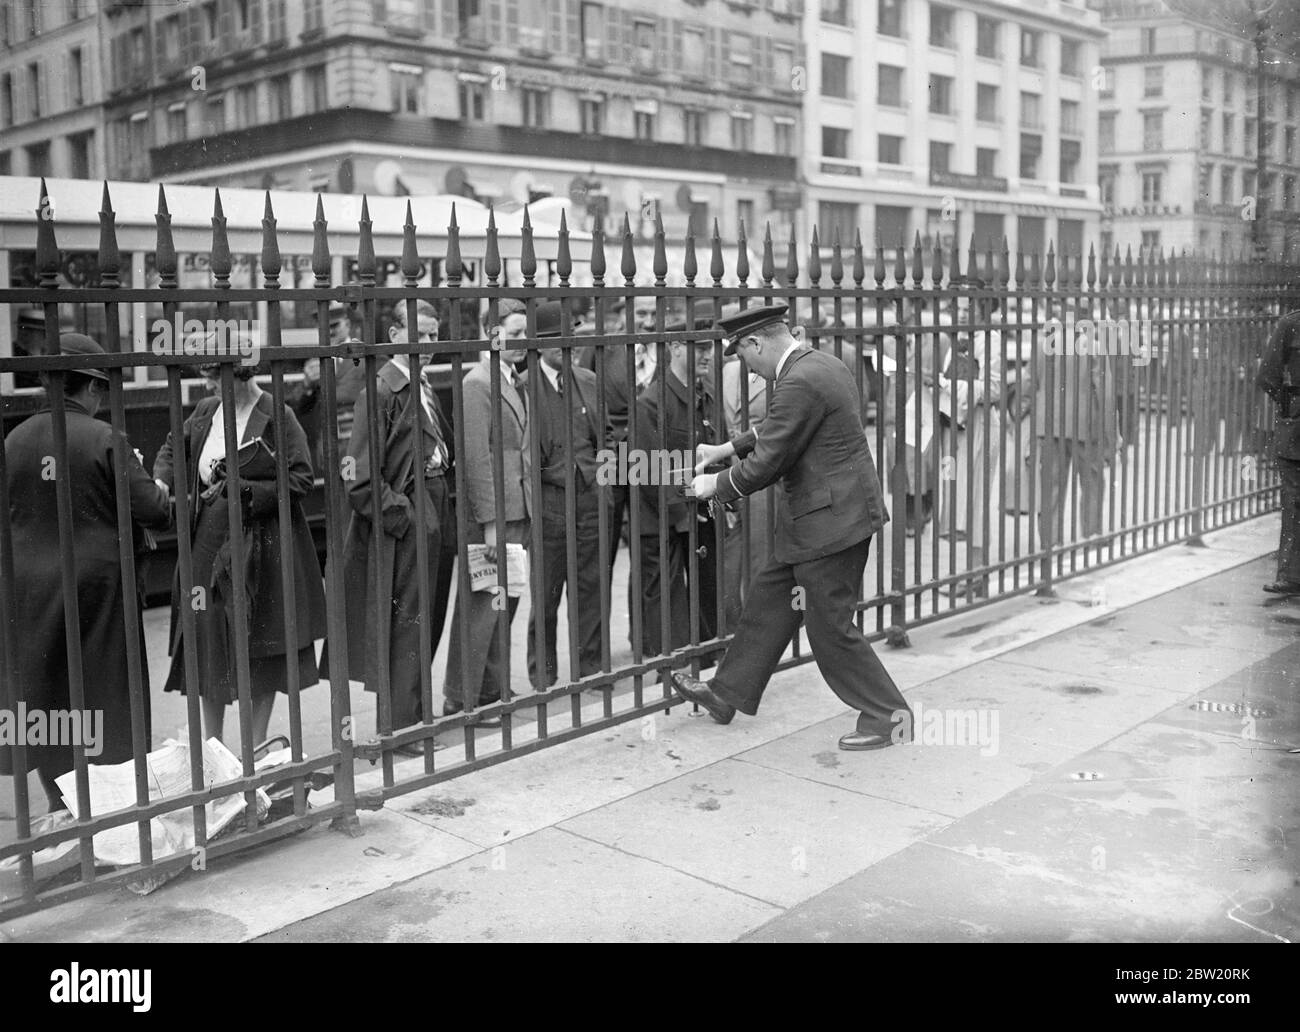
[
  {"xmin": 549, "ymin": 0, "xmax": 563, "ymax": 52},
  {"xmin": 707, "ymin": 25, "xmax": 721, "ymax": 83},
  {"xmin": 505, "ymin": 0, "xmax": 520, "ymax": 46},
  {"xmin": 566, "ymin": 0, "xmax": 579, "ymax": 56},
  {"xmin": 488, "ymin": 0, "xmax": 505, "ymax": 44},
  {"xmin": 671, "ymin": 18, "xmax": 682, "ymax": 73},
  {"xmin": 441, "ymin": 0, "xmax": 457, "ymax": 36}
]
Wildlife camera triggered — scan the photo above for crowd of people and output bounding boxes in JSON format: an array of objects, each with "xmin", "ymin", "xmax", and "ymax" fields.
[{"xmin": 1, "ymin": 284, "xmax": 1278, "ymax": 805}]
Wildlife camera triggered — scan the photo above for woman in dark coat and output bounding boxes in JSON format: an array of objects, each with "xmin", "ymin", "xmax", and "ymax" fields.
[
  {"xmin": 153, "ymin": 360, "xmax": 327, "ymax": 747},
  {"xmin": 1, "ymin": 334, "xmax": 171, "ymax": 812}
]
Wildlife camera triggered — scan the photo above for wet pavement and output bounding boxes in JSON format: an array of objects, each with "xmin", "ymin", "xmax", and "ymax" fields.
[{"xmin": 5, "ymin": 518, "xmax": 1296, "ymax": 942}]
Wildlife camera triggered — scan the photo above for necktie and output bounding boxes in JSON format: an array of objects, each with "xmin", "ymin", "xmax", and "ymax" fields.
[
  {"xmin": 421, "ymin": 376, "xmax": 447, "ymax": 469},
  {"xmin": 555, "ymin": 370, "xmax": 565, "ymax": 395}
]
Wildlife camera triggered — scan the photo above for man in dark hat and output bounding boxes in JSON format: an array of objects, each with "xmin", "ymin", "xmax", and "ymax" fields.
[
  {"xmin": 669, "ymin": 305, "xmax": 914, "ymax": 751},
  {"xmin": 631, "ymin": 315, "xmax": 726, "ymax": 662},
  {"xmin": 287, "ymin": 301, "xmax": 364, "ymax": 462},
  {"xmin": 522, "ymin": 303, "xmax": 608, "ymax": 688}
]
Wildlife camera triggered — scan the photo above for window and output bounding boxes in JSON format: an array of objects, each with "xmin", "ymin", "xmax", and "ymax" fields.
[
  {"xmin": 1286, "ymin": 127, "xmax": 1296, "ymax": 164},
  {"xmin": 1059, "ymin": 140, "xmax": 1080, "ymax": 184},
  {"xmin": 1061, "ymin": 39, "xmax": 1081, "ymax": 77},
  {"xmin": 773, "ymin": 117, "xmax": 795, "ymax": 156},
  {"xmin": 635, "ymin": 109, "xmax": 655, "ymax": 141},
  {"xmin": 818, "ymin": 202, "xmax": 858, "ymax": 248},
  {"xmin": 25, "ymin": 140, "xmax": 50, "ymax": 177},
  {"xmin": 930, "ymin": 4, "xmax": 954, "ymax": 48},
  {"xmin": 772, "ymin": 44, "xmax": 795, "ymax": 90},
  {"xmin": 1099, "ymin": 112, "xmax": 1115, "ymax": 153},
  {"xmin": 878, "ymin": 134, "xmax": 902, "ymax": 164},
  {"xmin": 876, "ymin": 205, "xmax": 910, "ymax": 248},
  {"xmin": 1143, "ymin": 65, "xmax": 1163, "ymax": 99},
  {"xmin": 1141, "ymin": 27, "xmax": 1157, "ymax": 55},
  {"xmin": 729, "ymin": 33, "xmax": 753, "ymax": 85},
  {"xmin": 391, "ymin": 65, "xmax": 423, "ymax": 114},
  {"xmin": 683, "ymin": 26, "xmax": 706, "ymax": 78},
  {"xmin": 458, "ymin": 0, "xmax": 484, "ymax": 42},
  {"xmin": 27, "ymin": 62, "xmax": 39, "ymax": 119},
  {"xmin": 821, "ymin": 0, "xmax": 849, "ymax": 26},
  {"xmin": 1244, "ymin": 117, "xmax": 1255, "ymax": 156},
  {"xmin": 823, "ymin": 126, "xmax": 850, "ymax": 158},
  {"xmin": 683, "ymin": 108, "xmax": 705, "ymax": 146},
  {"xmin": 878, "ymin": 0, "xmax": 904, "ymax": 38},
  {"xmin": 128, "ymin": 111, "xmax": 149, "ymax": 157},
  {"xmin": 737, "ymin": 199, "xmax": 755, "ymax": 237},
  {"xmin": 1243, "ymin": 170, "xmax": 1256, "ymax": 200},
  {"xmin": 929, "ymin": 140, "xmax": 951, "ymax": 173},
  {"xmin": 822, "ymin": 54, "xmax": 850, "ymax": 98},
  {"xmin": 69, "ymin": 47, "xmax": 83, "ymax": 106},
  {"xmin": 1198, "ymin": 163, "xmax": 1213, "ymax": 200},
  {"xmin": 1223, "ymin": 72, "xmax": 1234, "ymax": 105},
  {"xmin": 1, "ymin": 74, "xmax": 11, "ymax": 127},
  {"xmin": 303, "ymin": 0, "xmax": 323, "ymax": 33},
  {"xmin": 268, "ymin": 75, "xmax": 291, "ymax": 122},
  {"xmin": 976, "ymin": 16, "xmax": 999, "ymax": 59},
  {"xmin": 1141, "ymin": 230, "xmax": 1161, "ymax": 256},
  {"xmin": 1143, "ymin": 112, "xmax": 1163, "ymax": 150},
  {"xmin": 1285, "ymin": 176, "xmax": 1296, "ymax": 210},
  {"xmin": 304, "ymin": 66, "xmax": 327, "ymax": 114},
  {"xmin": 580, "ymin": 96, "xmax": 603, "ymax": 134},
  {"xmin": 730, "ymin": 113, "xmax": 752, "ymax": 151},
  {"xmin": 66, "ymin": 130, "xmax": 92, "ymax": 178},
  {"xmin": 1099, "ymin": 169, "xmax": 1116, "ymax": 204},
  {"xmin": 1221, "ymin": 167, "xmax": 1234, "ymax": 202},
  {"xmin": 976, "ymin": 147, "xmax": 997, "ymax": 176},
  {"xmin": 1288, "ymin": 86, "xmax": 1297, "ymax": 121},
  {"xmin": 633, "ymin": 19, "xmax": 655, "ymax": 71},
  {"xmin": 1202, "ymin": 64, "xmax": 1213, "ymax": 102},
  {"xmin": 1020, "ymin": 91, "xmax": 1041, "ymax": 129},
  {"xmin": 167, "ymin": 103, "xmax": 187, "ymax": 142},
  {"xmin": 0, "ymin": 153, "xmax": 10, "ymax": 176},
  {"xmin": 236, "ymin": 0, "xmax": 250, "ymax": 32},
  {"xmin": 129, "ymin": 27, "xmax": 145, "ymax": 71},
  {"xmin": 1060, "ymin": 99, "xmax": 1080, "ymax": 135},
  {"xmin": 1099, "ymin": 67, "xmax": 1115, "ymax": 98},
  {"xmin": 976, "ymin": 83, "xmax": 998, "ymax": 123},
  {"xmin": 1141, "ymin": 171, "xmax": 1162, "ymax": 203},
  {"xmin": 205, "ymin": 95, "xmax": 224, "ymax": 134},
  {"xmin": 523, "ymin": 88, "xmax": 548, "ymax": 128},
  {"xmin": 1020, "ymin": 29, "xmax": 1040, "ymax": 68},
  {"xmin": 1223, "ymin": 113, "xmax": 1234, "ymax": 152},
  {"xmin": 929, "ymin": 75, "xmax": 953, "ymax": 115},
  {"xmin": 878, "ymin": 64, "xmax": 904, "ymax": 107},
  {"xmin": 458, "ymin": 81, "xmax": 485, "ymax": 121},
  {"xmin": 235, "ymin": 83, "xmax": 257, "ymax": 127},
  {"xmin": 580, "ymin": 2, "xmax": 604, "ymax": 61},
  {"xmin": 1200, "ymin": 108, "xmax": 1213, "ymax": 149},
  {"xmin": 1019, "ymin": 133, "xmax": 1041, "ymax": 179}
]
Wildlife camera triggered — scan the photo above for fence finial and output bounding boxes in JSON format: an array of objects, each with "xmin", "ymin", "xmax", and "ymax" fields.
[
  {"xmin": 708, "ymin": 217, "xmax": 722, "ymax": 284},
  {"xmin": 557, "ymin": 207, "xmax": 572, "ymax": 285},
  {"xmin": 852, "ymin": 227, "xmax": 865, "ymax": 287},
  {"xmin": 736, "ymin": 219, "xmax": 750, "ymax": 285},
  {"xmin": 34, "ymin": 179, "xmax": 59, "ymax": 289},
  {"xmin": 998, "ymin": 236, "xmax": 1010, "ymax": 290},
  {"xmin": 1086, "ymin": 242, "xmax": 1097, "ymax": 288},
  {"xmin": 447, "ymin": 202, "xmax": 463, "ymax": 283},
  {"xmin": 652, "ymin": 205, "xmax": 667, "ymax": 285},
  {"xmin": 484, "ymin": 203, "xmax": 500, "ymax": 283},
  {"xmin": 620, "ymin": 212, "xmax": 636, "ymax": 283},
  {"xmin": 261, "ymin": 191, "xmax": 281, "ymax": 287},
  {"xmin": 932, "ymin": 233, "xmax": 944, "ymax": 285},
  {"xmin": 683, "ymin": 221, "xmax": 698, "ymax": 285},
  {"xmin": 761, "ymin": 222, "xmax": 775, "ymax": 285},
  {"xmin": 311, "ymin": 194, "xmax": 330, "ymax": 283},
  {"xmin": 808, "ymin": 226, "xmax": 822, "ymax": 285},
  {"xmin": 830, "ymin": 227, "xmax": 843, "ymax": 285},
  {"xmin": 872, "ymin": 231, "xmax": 885, "ymax": 287},
  {"xmin": 1044, "ymin": 240, "xmax": 1056, "ymax": 288},
  {"xmin": 892, "ymin": 234, "xmax": 905, "ymax": 286},
  {"xmin": 401, "ymin": 200, "xmax": 420, "ymax": 284},
  {"xmin": 156, "ymin": 184, "xmax": 177, "ymax": 289},
  {"xmin": 785, "ymin": 227, "xmax": 799, "ymax": 287},
  {"xmin": 211, "ymin": 187, "xmax": 232, "ymax": 285},
  {"xmin": 520, "ymin": 204, "xmax": 536, "ymax": 286},
  {"xmin": 911, "ymin": 230, "xmax": 923, "ymax": 287},
  {"xmin": 589, "ymin": 218, "xmax": 605, "ymax": 283},
  {"xmin": 947, "ymin": 230, "xmax": 961, "ymax": 282},
  {"xmin": 357, "ymin": 195, "xmax": 375, "ymax": 285},
  {"xmin": 98, "ymin": 181, "xmax": 121, "ymax": 289}
]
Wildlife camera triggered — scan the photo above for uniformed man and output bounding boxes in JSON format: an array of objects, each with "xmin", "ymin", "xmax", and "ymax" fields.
[
  {"xmin": 673, "ymin": 305, "xmax": 914, "ymax": 751},
  {"xmin": 1257, "ymin": 308, "xmax": 1300, "ymax": 594}
]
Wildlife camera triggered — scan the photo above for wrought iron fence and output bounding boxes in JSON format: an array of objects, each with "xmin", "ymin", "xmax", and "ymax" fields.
[{"xmin": 1, "ymin": 176, "xmax": 1295, "ymax": 917}]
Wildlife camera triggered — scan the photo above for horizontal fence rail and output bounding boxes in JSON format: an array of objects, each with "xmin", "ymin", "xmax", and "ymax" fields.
[{"xmin": 0, "ymin": 178, "xmax": 1296, "ymax": 917}]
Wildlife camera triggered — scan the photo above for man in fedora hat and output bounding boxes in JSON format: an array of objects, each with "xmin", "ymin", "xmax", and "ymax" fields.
[
  {"xmin": 522, "ymin": 302, "xmax": 608, "ymax": 688},
  {"xmin": 670, "ymin": 305, "xmax": 913, "ymax": 751}
]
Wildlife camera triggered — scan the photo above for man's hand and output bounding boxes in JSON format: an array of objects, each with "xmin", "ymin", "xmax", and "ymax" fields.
[
  {"xmin": 689, "ymin": 473, "xmax": 719, "ymax": 501},
  {"xmin": 482, "ymin": 521, "xmax": 499, "ymax": 563},
  {"xmin": 302, "ymin": 357, "xmax": 321, "ymax": 384},
  {"xmin": 695, "ymin": 441, "xmax": 731, "ymax": 473}
]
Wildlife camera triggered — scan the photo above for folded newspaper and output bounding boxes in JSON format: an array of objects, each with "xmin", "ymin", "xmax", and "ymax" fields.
[
  {"xmin": 54, "ymin": 736, "xmax": 271, "ymax": 869},
  {"xmin": 465, "ymin": 542, "xmax": 529, "ymax": 597}
]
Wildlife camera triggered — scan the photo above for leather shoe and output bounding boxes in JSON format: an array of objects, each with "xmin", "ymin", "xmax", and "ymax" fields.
[
  {"xmin": 667, "ymin": 671, "xmax": 736, "ymax": 725},
  {"xmin": 838, "ymin": 730, "xmax": 899, "ymax": 751}
]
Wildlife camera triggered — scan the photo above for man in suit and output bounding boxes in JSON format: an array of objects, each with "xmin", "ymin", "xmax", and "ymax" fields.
[
  {"xmin": 525, "ymin": 303, "xmax": 607, "ymax": 687},
  {"xmin": 442, "ymin": 299, "xmax": 532, "ymax": 724},
  {"xmin": 1257, "ymin": 308, "xmax": 1300, "ymax": 593},
  {"xmin": 632, "ymin": 317, "xmax": 725, "ymax": 661},
  {"xmin": 671, "ymin": 305, "xmax": 914, "ymax": 751},
  {"xmin": 333, "ymin": 300, "xmax": 451, "ymax": 754}
]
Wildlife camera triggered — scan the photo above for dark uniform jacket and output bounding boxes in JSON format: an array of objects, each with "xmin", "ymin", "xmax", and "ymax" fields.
[
  {"xmin": 1258, "ymin": 310, "xmax": 1300, "ymax": 461},
  {"xmin": 715, "ymin": 346, "xmax": 888, "ymax": 565},
  {"xmin": 633, "ymin": 367, "xmax": 720, "ymax": 535}
]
